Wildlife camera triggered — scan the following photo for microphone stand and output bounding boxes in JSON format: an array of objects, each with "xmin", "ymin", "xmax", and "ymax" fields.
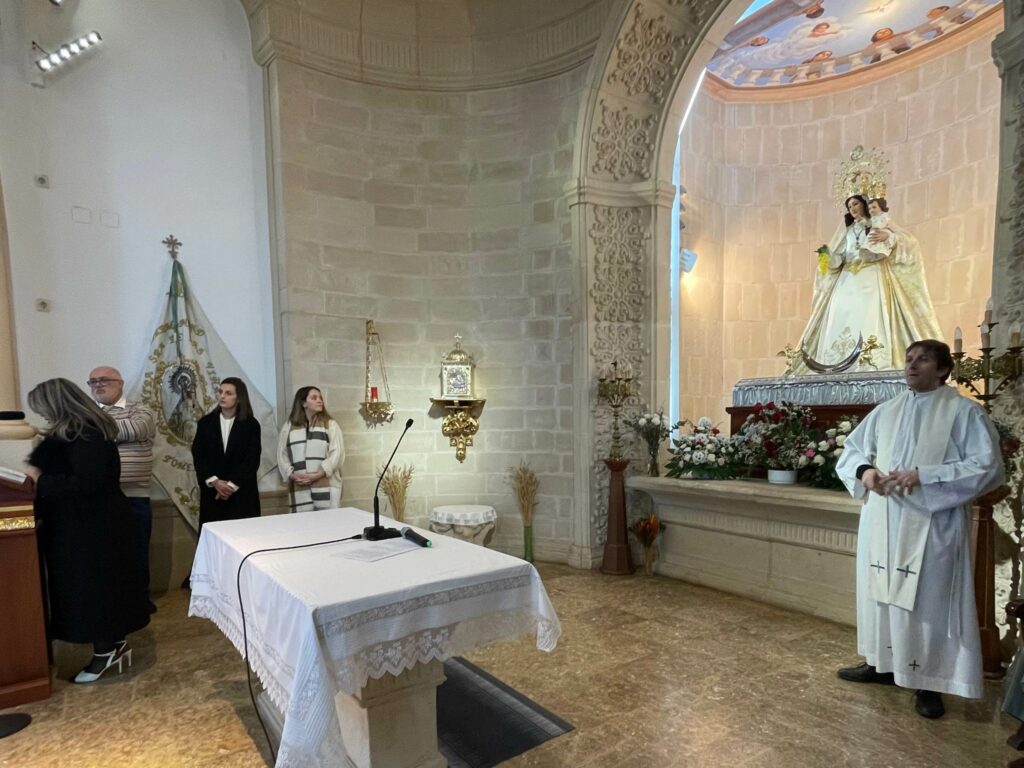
[{"xmin": 364, "ymin": 418, "xmax": 413, "ymax": 541}]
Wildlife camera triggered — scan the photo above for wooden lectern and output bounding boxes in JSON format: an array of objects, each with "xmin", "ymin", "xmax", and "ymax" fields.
[{"xmin": 0, "ymin": 476, "xmax": 50, "ymax": 708}]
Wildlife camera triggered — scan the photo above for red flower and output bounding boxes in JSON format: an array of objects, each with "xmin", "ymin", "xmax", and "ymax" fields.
[{"xmin": 771, "ymin": 412, "xmax": 782, "ymax": 423}]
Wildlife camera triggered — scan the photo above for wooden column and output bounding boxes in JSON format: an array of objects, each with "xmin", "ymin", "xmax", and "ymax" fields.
[
  {"xmin": 972, "ymin": 485, "xmax": 1009, "ymax": 680},
  {"xmin": 600, "ymin": 458, "xmax": 635, "ymax": 575},
  {"xmin": 0, "ymin": 478, "xmax": 49, "ymax": 707}
]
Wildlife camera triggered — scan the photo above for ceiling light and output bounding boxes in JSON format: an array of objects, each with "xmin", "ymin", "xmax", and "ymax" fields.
[
  {"xmin": 49, "ymin": 0, "xmax": 63, "ymax": 6},
  {"xmin": 34, "ymin": 31, "xmax": 103, "ymax": 74}
]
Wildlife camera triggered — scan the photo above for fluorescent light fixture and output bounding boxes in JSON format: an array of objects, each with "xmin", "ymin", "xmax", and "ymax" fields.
[{"xmin": 34, "ymin": 31, "xmax": 102, "ymax": 73}]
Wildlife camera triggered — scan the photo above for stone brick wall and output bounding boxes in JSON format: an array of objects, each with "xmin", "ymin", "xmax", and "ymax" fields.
[
  {"xmin": 269, "ymin": 60, "xmax": 583, "ymax": 557},
  {"xmin": 679, "ymin": 28, "xmax": 1001, "ymax": 428}
]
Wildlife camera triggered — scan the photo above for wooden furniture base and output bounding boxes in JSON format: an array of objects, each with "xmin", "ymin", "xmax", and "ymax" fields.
[
  {"xmin": 600, "ymin": 458, "xmax": 635, "ymax": 576},
  {"xmin": 0, "ymin": 478, "xmax": 50, "ymax": 708}
]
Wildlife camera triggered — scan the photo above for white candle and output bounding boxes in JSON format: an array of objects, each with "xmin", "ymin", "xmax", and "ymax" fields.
[
  {"xmin": 953, "ymin": 326, "xmax": 963, "ymax": 354},
  {"xmin": 984, "ymin": 298, "xmax": 994, "ymax": 325},
  {"xmin": 1010, "ymin": 322, "xmax": 1022, "ymax": 348},
  {"xmin": 980, "ymin": 323, "xmax": 992, "ymax": 349}
]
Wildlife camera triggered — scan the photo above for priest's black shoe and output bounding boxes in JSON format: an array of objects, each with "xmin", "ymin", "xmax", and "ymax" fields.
[
  {"xmin": 836, "ymin": 662, "xmax": 895, "ymax": 685},
  {"xmin": 913, "ymin": 690, "xmax": 944, "ymax": 719}
]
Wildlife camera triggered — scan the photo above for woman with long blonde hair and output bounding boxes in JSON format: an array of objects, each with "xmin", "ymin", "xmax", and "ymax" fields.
[
  {"xmin": 24, "ymin": 378, "xmax": 149, "ymax": 684},
  {"xmin": 277, "ymin": 386, "xmax": 345, "ymax": 511}
]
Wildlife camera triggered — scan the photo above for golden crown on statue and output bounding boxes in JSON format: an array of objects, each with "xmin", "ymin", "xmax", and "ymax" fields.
[{"xmin": 832, "ymin": 145, "xmax": 889, "ymax": 203}]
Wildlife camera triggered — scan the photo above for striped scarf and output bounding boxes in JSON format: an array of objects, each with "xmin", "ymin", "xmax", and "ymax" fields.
[{"xmin": 287, "ymin": 425, "xmax": 331, "ymax": 512}]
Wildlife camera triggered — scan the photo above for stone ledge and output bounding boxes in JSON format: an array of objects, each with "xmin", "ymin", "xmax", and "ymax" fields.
[{"xmin": 628, "ymin": 476, "xmax": 860, "ymax": 625}]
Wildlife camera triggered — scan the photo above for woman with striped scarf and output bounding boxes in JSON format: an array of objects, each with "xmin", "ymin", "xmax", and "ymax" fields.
[{"xmin": 277, "ymin": 386, "xmax": 345, "ymax": 511}]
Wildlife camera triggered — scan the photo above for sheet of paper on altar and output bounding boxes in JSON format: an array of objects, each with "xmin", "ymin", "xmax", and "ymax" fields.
[
  {"xmin": 0, "ymin": 466, "xmax": 27, "ymax": 484},
  {"xmin": 331, "ymin": 537, "xmax": 421, "ymax": 562}
]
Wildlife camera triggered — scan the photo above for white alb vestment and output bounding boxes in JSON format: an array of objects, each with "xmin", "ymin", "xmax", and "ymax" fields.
[{"xmin": 836, "ymin": 385, "xmax": 1004, "ymax": 697}]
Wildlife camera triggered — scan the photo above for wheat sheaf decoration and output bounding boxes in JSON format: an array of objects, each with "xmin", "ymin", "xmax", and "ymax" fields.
[
  {"xmin": 379, "ymin": 464, "xmax": 414, "ymax": 523},
  {"xmin": 509, "ymin": 461, "xmax": 539, "ymax": 562}
]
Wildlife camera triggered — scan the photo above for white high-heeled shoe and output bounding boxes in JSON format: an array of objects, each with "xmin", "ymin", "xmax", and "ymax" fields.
[{"xmin": 73, "ymin": 642, "xmax": 132, "ymax": 684}]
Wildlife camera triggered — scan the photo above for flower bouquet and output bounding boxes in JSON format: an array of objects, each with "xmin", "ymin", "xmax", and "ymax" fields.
[
  {"xmin": 665, "ymin": 417, "xmax": 737, "ymax": 480},
  {"xmin": 738, "ymin": 401, "xmax": 815, "ymax": 481},
  {"xmin": 630, "ymin": 409, "xmax": 671, "ymax": 477},
  {"xmin": 629, "ymin": 513, "xmax": 666, "ymax": 576},
  {"xmin": 800, "ymin": 416, "xmax": 859, "ymax": 489}
]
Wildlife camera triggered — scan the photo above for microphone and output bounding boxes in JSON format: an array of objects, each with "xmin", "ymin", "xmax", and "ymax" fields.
[
  {"xmin": 400, "ymin": 526, "xmax": 432, "ymax": 548},
  {"xmin": 364, "ymin": 418, "xmax": 414, "ymax": 541}
]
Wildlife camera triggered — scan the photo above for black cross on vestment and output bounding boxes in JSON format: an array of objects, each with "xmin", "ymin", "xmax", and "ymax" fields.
[
  {"xmin": 909, "ymin": 659, "xmax": 920, "ymax": 671},
  {"xmin": 896, "ymin": 565, "xmax": 917, "ymax": 578},
  {"xmin": 870, "ymin": 561, "xmax": 886, "ymax": 572}
]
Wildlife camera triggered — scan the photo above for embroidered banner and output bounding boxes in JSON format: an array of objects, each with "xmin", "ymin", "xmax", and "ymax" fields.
[{"xmin": 128, "ymin": 244, "xmax": 277, "ymax": 530}]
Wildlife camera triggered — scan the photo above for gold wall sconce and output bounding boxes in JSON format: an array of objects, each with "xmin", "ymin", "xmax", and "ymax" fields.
[{"xmin": 431, "ymin": 334, "xmax": 484, "ymax": 462}]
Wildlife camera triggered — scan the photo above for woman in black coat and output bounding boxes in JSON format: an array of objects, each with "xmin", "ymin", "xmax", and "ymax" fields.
[
  {"xmin": 25, "ymin": 378, "xmax": 149, "ymax": 684},
  {"xmin": 191, "ymin": 377, "xmax": 262, "ymax": 528}
]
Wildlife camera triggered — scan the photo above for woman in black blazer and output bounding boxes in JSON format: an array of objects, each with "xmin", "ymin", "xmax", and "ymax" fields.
[{"xmin": 191, "ymin": 377, "xmax": 263, "ymax": 528}]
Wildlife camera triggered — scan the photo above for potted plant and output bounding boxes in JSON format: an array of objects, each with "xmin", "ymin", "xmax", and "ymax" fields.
[
  {"xmin": 629, "ymin": 513, "xmax": 666, "ymax": 576},
  {"xmin": 738, "ymin": 401, "xmax": 814, "ymax": 484},
  {"xmin": 665, "ymin": 417, "xmax": 737, "ymax": 480}
]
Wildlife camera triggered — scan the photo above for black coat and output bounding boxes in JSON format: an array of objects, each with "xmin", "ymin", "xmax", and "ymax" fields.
[
  {"xmin": 191, "ymin": 410, "xmax": 262, "ymax": 527},
  {"xmin": 30, "ymin": 431, "xmax": 149, "ymax": 644}
]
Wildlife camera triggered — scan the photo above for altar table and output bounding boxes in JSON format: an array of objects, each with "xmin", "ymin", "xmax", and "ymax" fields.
[{"xmin": 188, "ymin": 507, "xmax": 561, "ymax": 768}]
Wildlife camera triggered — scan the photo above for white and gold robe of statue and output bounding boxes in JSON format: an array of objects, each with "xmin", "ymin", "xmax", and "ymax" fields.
[
  {"xmin": 796, "ymin": 217, "xmax": 943, "ymax": 371},
  {"xmin": 836, "ymin": 386, "xmax": 1004, "ymax": 698}
]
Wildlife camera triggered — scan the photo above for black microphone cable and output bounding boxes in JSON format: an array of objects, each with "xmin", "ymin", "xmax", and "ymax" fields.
[{"xmin": 231, "ymin": 531, "xmax": 363, "ymax": 763}]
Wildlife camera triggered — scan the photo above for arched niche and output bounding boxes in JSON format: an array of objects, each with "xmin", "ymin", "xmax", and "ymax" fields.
[{"xmin": 566, "ymin": 0, "xmax": 1024, "ymax": 570}]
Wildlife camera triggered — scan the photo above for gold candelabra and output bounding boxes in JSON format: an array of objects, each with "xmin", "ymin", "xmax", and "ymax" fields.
[
  {"xmin": 951, "ymin": 306, "xmax": 1023, "ymax": 413},
  {"xmin": 597, "ymin": 361, "xmax": 634, "ymax": 459}
]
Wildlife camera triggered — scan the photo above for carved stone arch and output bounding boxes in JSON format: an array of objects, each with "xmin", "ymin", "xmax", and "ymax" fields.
[{"xmin": 566, "ymin": 0, "xmax": 750, "ymax": 567}]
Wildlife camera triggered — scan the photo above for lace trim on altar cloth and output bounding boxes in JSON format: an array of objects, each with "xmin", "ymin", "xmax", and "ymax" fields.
[
  {"xmin": 190, "ymin": 593, "xmax": 293, "ymax": 715},
  {"xmin": 318, "ymin": 573, "xmax": 533, "ymax": 638},
  {"xmin": 329, "ymin": 607, "xmax": 559, "ymax": 694}
]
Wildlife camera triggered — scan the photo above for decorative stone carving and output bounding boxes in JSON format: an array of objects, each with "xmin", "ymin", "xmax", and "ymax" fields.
[
  {"xmin": 587, "ymin": 205, "xmax": 652, "ymax": 541},
  {"xmin": 589, "ymin": 207, "xmax": 650, "ymax": 323},
  {"xmin": 607, "ymin": 5, "xmax": 687, "ymax": 104},
  {"xmin": 666, "ymin": 0, "xmax": 719, "ymax": 28},
  {"xmin": 590, "ymin": 101, "xmax": 657, "ymax": 181}
]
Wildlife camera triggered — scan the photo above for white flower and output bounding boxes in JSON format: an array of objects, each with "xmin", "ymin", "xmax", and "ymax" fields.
[
  {"xmin": 833, "ymin": 447, "xmax": 843, "ymax": 456},
  {"xmin": 697, "ymin": 417, "xmax": 713, "ymax": 430},
  {"xmin": 717, "ymin": 458, "xmax": 726, "ymax": 465},
  {"xmin": 813, "ymin": 455, "xmax": 826, "ymax": 465},
  {"xmin": 836, "ymin": 435, "xmax": 846, "ymax": 446},
  {"xmin": 692, "ymin": 450, "xmax": 706, "ymax": 464},
  {"xmin": 707, "ymin": 453, "xmax": 716, "ymax": 462},
  {"xmin": 818, "ymin": 441, "xmax": 829, "ymax": 451},
  {"xmin": 798, "ymin": 455, "xmax": 809, "ymax": 468},
  {"xmin": 638, "ymin": 417, "xmax": 647, "ymax": 426},
  {"xmin": 825, "ymin": 429, "xmax": 837, "ymax": 438},
  {"xmin": 839, "ymin": 421, "xmax": 852, "ymax": 432}
]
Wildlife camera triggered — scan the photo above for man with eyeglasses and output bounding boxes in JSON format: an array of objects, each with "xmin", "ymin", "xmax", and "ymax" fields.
[{"xmin": 88, "ymin": 367, "xmax": 156, "ymax": 613}]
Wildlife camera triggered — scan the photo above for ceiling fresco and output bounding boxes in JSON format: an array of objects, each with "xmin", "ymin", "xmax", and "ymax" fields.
[{"xmin": 708, "ymin": 0, "xmax": 1001, "ymax": 88}]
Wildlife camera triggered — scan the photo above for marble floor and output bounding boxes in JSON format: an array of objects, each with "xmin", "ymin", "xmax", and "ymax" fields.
[{"xmin": 1, "ymin": 563, "xmax": 1021, "ymax": 767}]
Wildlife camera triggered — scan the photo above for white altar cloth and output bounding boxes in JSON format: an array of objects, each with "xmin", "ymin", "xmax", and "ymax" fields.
[{"xmin": 188, "ymin": 507, "xmax": 561, "ymax": 767}]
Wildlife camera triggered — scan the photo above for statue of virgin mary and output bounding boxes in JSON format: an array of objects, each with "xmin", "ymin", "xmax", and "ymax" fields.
[{"xmin": 791, "ymin": 150, "xmax": 943, "ymax": 374}]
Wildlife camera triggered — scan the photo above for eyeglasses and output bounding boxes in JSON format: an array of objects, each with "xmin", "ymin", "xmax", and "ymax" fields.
[{"xmin": 87, "ymin": 377, "xmax": 122, "ymax": 387}]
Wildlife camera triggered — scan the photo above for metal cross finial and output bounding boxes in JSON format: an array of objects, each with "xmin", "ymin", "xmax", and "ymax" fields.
[
  {"xmin": 163, "ymin": 235, "xmax": 182, "ymax": 259},
  {"xmin": 454, "ymin": 333, "xmax": 462, "ymax": 347}
]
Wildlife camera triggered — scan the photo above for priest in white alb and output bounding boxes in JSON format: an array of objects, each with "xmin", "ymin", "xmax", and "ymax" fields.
[{"xmin": 835, "ymin": 339, "xmax": 1004, "ymax": 719}]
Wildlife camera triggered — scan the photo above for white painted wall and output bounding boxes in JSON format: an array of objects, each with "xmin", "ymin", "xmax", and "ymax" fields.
[{"xmin": 0, "ymin": 0, "xmax": 273, "ymax": 407}]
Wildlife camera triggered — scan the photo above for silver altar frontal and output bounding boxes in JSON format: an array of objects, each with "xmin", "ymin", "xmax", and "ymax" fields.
[{"xmin": 732, "ymin": 370, "xmax": 906, "ymax": 407}]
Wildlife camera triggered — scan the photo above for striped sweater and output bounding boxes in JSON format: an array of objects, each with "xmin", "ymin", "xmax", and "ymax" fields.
[{"xmin": 106, "ymin": 401, "xmax": 156, "ymax": 497}]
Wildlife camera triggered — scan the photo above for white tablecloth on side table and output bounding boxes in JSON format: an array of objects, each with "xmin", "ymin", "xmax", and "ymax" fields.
[{"xmin": 188, "ymin": 507, "xmax": 561, "ymax": 768}]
